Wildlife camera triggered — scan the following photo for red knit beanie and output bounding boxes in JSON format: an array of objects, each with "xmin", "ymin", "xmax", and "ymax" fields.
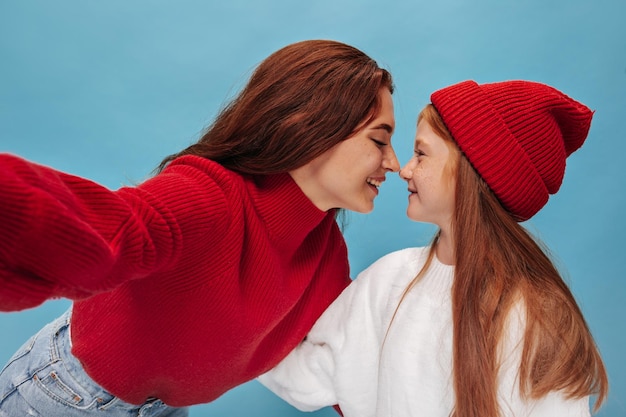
[{"xmin": 430, "ymin": 80, "xmax": 593, "ymax": 221}]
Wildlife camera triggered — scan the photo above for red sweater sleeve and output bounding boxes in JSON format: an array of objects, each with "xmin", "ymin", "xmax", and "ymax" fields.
[{"xmin": 0, "ymin": 154, "xmax": 226, "ymax": 311}]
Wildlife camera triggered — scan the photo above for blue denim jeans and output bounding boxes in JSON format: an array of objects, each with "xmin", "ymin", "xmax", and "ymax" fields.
[{"xmin": 0, "ymin": 310, "xmax": 189, "ymax": 417}]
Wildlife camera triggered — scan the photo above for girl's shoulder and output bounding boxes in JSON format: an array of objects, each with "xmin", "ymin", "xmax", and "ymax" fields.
[
  {"xmin": 364, "ymin": 247, "xmax": 431, "ymax": 274},
  {"xmin": 353, "ymin": 247, "xmax": 431, "ymax": 290},
  {"xmin": 356, "ymin": 246, "xmax": 455, "ymax": 300}
]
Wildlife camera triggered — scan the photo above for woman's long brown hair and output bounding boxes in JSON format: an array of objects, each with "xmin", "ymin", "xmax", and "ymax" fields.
[
  {"xmin": 399, "ymin": 105, "xmax": 608, "ymax": 417},
  {"xmin": 156, "ymin": 40, "xmax": 393, "ymax": 175}
]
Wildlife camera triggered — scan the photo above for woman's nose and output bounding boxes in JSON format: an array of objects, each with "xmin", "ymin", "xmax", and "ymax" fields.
[{"xmin": 383, "ymin": 147, "xmax": 400, "ymax": 172}]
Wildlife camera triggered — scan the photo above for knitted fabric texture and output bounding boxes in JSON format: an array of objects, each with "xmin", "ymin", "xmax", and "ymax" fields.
[
  {"xmin": 430, "ymin": 80, "xmax": 593, "ymax": 221},
  {"xmin": 0, "ymin": 154, "xmax": 351, "ymax": 406}
]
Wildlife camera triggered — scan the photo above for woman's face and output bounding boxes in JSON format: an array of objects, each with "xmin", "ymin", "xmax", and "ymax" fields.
[
  {"xmin": 290, "ymin": 87, "xmax": 399, "ymax": 213},
  {"xmin": 400, "ymin": 119, "xmax": 456, "ymax": 231}
]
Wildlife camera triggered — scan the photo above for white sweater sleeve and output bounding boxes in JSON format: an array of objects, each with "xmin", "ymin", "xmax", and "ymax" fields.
[
  {"xmin": 258, "ymin": 250, "xmax": 411, "ymax": 414},
  {"xmin": 256, "ymin": 334, "xmax": 338, "ymax": 412},
  {"xmin": 497, "ymin": 302, "xmax": 592, "ymax": 417}
]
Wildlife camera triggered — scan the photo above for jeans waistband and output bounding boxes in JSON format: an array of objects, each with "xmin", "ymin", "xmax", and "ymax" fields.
[
  {"xmin": 48, "ymin": 310, "xmax": 181, "ymax": 414},
  {"xmin": 46, "ymin": 309, "xmax": 144, "ymax": 412}
]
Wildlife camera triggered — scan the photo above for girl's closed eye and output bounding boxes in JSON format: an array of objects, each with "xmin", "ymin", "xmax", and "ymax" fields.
[{"xmin": 372, "ymin": 138, "xmax": 387, "ymax": 147}]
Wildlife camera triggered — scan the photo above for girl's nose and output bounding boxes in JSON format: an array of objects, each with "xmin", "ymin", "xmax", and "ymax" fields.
[{"xmin": 399, "ymin": 161, "xmax": 414, "ymax": 180}]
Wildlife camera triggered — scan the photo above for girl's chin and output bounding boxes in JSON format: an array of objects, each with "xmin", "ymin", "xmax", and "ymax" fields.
[{"xmin": 406, "ymin": 206, "xmax": 424, "ymax": 222}]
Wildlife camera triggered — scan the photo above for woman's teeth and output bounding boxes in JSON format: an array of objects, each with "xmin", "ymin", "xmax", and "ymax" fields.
[{"xmin": 367, "ymin": 178, "xmax": 382, "ymax": 188}]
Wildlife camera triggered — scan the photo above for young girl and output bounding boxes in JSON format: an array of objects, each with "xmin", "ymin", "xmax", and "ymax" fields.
[
  {"xmin": 259, "ymin": 80, "xmax": 609, "ymax": 417},
  {"xmin": 0, "ymin": 40, "xmax": 400, "ymax": 416}
]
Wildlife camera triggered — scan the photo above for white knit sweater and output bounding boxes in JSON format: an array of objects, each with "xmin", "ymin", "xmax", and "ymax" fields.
[{"xmin": 258, "ymin": 247, "xmax": 591, "ymax": 417}]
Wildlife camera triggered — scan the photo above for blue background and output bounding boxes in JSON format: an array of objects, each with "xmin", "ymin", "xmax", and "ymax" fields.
[{"xmin": 1, "ymin": 1, "xmax": 624, "ymax": 416}]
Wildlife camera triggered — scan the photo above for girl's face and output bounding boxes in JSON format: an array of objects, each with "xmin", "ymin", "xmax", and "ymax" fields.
[
  {"xmin": 291, "ymin": 87, "xmax": 399, "ymax": 213},
  {"xmin": 400, "ymin": 119, "xmax": 456, "ymax": 231}
]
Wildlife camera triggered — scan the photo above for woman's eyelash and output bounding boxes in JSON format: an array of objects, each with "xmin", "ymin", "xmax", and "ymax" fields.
[{"xmin": 372, "ymin": 139, "xmax": 386, "ymax": 146}]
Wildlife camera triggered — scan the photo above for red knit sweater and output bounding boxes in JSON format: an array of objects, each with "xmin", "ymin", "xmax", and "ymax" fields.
[{"xmin": 0, "ymin": 153, "xmax": 351, "ymax": 407}]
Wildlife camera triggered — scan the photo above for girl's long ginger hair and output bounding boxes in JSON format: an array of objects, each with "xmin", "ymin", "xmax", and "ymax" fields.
[
  {"xmin": 404, "ymin": 105, "xmax": 608, "ymax": 417},
  {"xmin": 157, "ymin": 39, "xmax": 393, "ymax": 175}
]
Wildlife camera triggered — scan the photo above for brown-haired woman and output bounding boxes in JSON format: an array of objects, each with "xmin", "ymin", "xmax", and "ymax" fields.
[
  {"xmin": 0, "ymin": 39, "xmax": 399, "ymax": 416},
  {"xmin": 259, "ymin": 80, "xmax": 608, "ymax": 417}
]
